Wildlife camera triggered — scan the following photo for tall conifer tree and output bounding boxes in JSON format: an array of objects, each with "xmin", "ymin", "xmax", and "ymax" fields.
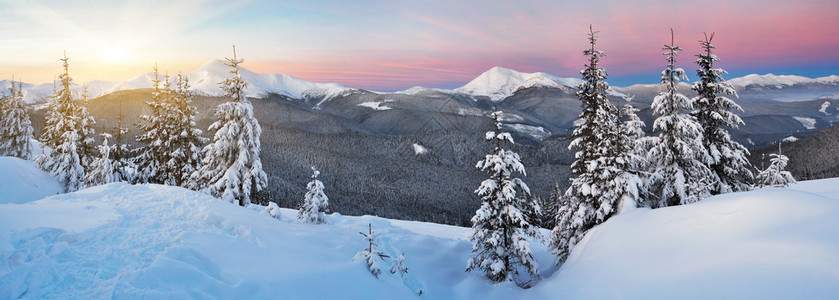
[
  {"xmin": 161, "ymin": 73, "xmax": 205, "ymax": 186},
  {"xmin": 189, "ymin": 46, "xmax": 267, "ymax": 206},
  {"xmin": 690, "ymin": 33, "xmax": 753, "ymax": 194},
  {"xmin": 134, "ymin": 65, "xmax": 170, "ymax": 184},
  {"xmin": 36, "ymin": 52, "xmax": 90, "ymax": 192},
  {"xmin": 647, "ymin": 30, "xmax": 713, "ymax": 207},
  {"xmin": 549, "ymin": 26, "xmax": 642, "ymax": 265},
  {"xmin": 0, "ymin": 79, "xmax": 35, "ymax": 159},
  {"xmin": 466, "ymin": 110, "xmax": 540, "ymax": 284}
]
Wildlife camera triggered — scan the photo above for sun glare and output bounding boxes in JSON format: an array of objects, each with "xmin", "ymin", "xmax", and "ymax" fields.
[{"xmin": 100, "ymin": 45, "xmax": 130, "ymax": 64}]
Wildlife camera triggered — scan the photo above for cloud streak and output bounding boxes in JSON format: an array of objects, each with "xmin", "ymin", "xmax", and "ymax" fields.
[{"xmin": 0, "ymin": 0, "xmax": 837, "ymax": 90}]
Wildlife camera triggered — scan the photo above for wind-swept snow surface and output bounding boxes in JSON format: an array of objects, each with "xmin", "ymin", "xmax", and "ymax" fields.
[
  {"xmin": 0, "ymin": 157, "xmax": 62, "ymax": 204},
  {"xmin": 1, "ymin": 159, "xmax": 838, "ymax": 298}
]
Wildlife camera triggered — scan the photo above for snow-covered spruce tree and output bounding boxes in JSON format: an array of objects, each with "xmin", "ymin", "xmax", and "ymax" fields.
[
  {"xmin": 354, "ymin": 223, "xmax": 389, "ymax": 278},
  {"xmin": 298, "ymin": 166, "xmax": 329, "ymax": 223},
  {"xmin": 161, "ymin": 73, "xmax": 205, "ymax": 186},
  {"xmin": 36, "ymin": 52, "xmax": 89, "ymax": 192},
  {"xmin": 0, "ymin": 79, "xmax": 35, "ymax": 159},
  {"xmin": 622, "ymin": 97, "xmax": 648, "ymax": 156},
  {"xmin": 466, "ymin": 110, "xmax": 540, "ymax": 284},
  {"xmin": 390, "ymin": 252, "xmax": 409, "ymax": 278},
  {"xmin": 549, "ymin": 26, "xmax": 643, "ymax": 265},
  {"xmin": 647, "ymin": 30, "xmax": 713, "ymax": 208},
  {"xmin": 111, "ymin": 114, "xmax": 135, "ymax": 183},
  {"xmin": 756, "ymin": 143, "xmax": 796, "ymax": 188},
  {"xmin": 189, "ymin": 46, "xmax": 267, "ymax": 206},
  {"xmin": 690, "ymin": 33, "xmax": 753, "ymax": 194},
  {"xmin": 134, "ymin": 66, "xmax": 171, "ymax": 184},
  {"xmin": 622, "ymin": 98, "xmax": 653, "ymax": 203},
  {"xmin": 76, "ymin": 84, "xmax": 97, "ymax": 173},
  {"xmin": 84, "ymin": 133, "xmax": 117, "ymax": 186}
]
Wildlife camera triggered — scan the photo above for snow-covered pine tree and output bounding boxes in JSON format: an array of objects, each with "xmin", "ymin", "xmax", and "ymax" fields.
[
  {"xmin": 111, "ymin": 113, "xmax": 135, "ymax": 183},
  {"xmin": 75, "ymin": 83, "xmax": 97, "ymax": 173},
  {"xmin": 354, "ymin": 223, "xmax": 389, "ymax": 278},
  {"xmin": 756, "ymin": 143, "xmax": 796, "ymax": 187},
  {"xmin": 390, "ymin": 252, "xmax": 409, "ymax": 278},
  {"xmin": 549, "ymin": 26, "xmax": 642, "ymax": 265},
  {"xmin": 134, "ymin": 66, "xmax": 171, "ymax": 184},
  {"xmin": 466, "ymin": 110, "xmax": 540, "ymax": 284},
  {"xmin": 36, "ymin": 52, "xmax": 87, "ymax": 192},
  {"xmin": 161, "ymin": 73, "xmax": 205, "ymax": 186},
  {"xmin": 647, "ymin": 29, "xmax": 714, "ymax": 208},
  {"xmin": 0, "ymin": 79, "xmax": 35, "ymax": 159},
  {"xmin": 621, "ymin": 98, "xmax": 652, "ymax": 206},
  {"xmin": 690, "ymin": 33, "xmax": 753, "ymax": 194},
  {"xmin": 622, "ymin": 97, "xmax": 648, "ymax": 155},
  {"xmin": 84, "ymin": 133, "xmax": 116, "ymax": 186},
  {"xmin": 298, "ymin": 166, "xmax": 329, "ymax": 223},
  {"xmin": 189, "ymin": 46, "xmax": 267, "ymax": 206}
]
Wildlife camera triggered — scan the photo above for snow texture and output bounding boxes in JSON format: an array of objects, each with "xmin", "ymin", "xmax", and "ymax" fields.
[
  {"xmin": 1, "ymin": 161, "xmax": 838, "ymax": 298},
  {"xmin": 0, "ymin": 157, "xmax": 62, "ymax": 204}
]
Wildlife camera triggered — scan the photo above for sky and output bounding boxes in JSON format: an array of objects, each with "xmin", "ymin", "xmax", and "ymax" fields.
[{"xmin": 1, "ymin": 0, "xmax": 838, "ymax": 91}]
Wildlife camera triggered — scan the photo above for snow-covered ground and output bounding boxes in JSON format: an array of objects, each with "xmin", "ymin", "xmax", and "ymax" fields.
[
  {"xmin": 1, "ymin": 157, "xmax": 837, "ymax": 299},
  {"xmin": 792, "ymin": 116, "xmax": 817, "ymax": 130},
  {"xmin": 0, "ymin": 157, "xmax": 62, "ymax": 204}
]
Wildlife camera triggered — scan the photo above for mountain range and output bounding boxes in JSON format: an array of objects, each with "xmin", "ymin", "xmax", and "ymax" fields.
[
  {"xmin": 5, "ymin": 60, "xmax": 839, "ymax": 106},
  {"xmin": 13, "ymin": 61, "xmax": 839, "ymax": 225}
]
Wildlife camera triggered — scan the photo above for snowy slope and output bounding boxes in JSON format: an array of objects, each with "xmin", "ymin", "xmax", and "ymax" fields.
[
  {"xmin": 0, "ymin": 157, "xmax": 62, "ymax": 204},
  {"xmin": 454, "ymin": 66, "xmax": 582, "ymax": 101},
  {"xmin": 1, "ymin": 162, "xmax": 838, "ymax": 298}
]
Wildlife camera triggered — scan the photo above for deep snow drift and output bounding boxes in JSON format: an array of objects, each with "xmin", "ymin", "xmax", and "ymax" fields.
[
  {"xmin": 0, "ymin": 157, "xmax": 837, "ymax": 299},
  {"xmin": 0, "ymin": 157, "xmax": 62, "ymax": 204}
]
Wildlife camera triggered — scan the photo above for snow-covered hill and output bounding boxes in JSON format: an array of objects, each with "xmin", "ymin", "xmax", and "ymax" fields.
[
  {"xmin": 454, "ymin": 66, "xmax": 582, "ymax": 101},
  {"xmin": 1, "ymin": 156, "xmax": 838, "ymax": 298}
]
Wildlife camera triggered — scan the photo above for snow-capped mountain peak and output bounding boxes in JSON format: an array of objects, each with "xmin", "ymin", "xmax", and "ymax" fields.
[
  {"xmin": 727, "ymin": 73, "xmax": 816, "ymax": 87},
  {"xmin": 455, "ymin": 66, "xmax": 582, "ymax": 101},
  {"xmin": 186, "ymin": 59, "xmax": 353, "ymax": 100}
]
